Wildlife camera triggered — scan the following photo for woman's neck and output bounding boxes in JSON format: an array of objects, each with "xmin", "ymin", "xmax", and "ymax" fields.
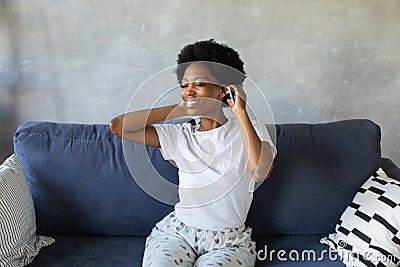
[{"xmin": 198, "ymin": 114, "xmax": 228, "ymax": 131}]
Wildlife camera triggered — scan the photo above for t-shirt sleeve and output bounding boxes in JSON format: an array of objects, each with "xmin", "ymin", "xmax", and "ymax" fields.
[
  {"xmin": 251, "ymin": 120, "xmax": 278, "ymax": 159},
  {"xmin": 152, "ymin": 123, "xmax": 182, "ymax": 161}
]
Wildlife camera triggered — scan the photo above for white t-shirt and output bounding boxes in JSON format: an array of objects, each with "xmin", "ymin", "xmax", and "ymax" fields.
[{"xmin": 153, "ymin": 117, "xmax": 277, "ymax": 230}]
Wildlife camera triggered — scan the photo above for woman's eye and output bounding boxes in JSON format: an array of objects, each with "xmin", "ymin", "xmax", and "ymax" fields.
[{"xmin": 180, "ymin": 82, "xmax": 207, "ymax": 88}]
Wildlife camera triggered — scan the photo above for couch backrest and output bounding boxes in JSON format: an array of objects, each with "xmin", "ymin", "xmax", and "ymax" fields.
[
  {"xmin": 14, "ymin": 122, "xmax": 177, "ymax": 236},
  {"xmin": 247, "ymin": 119, "xmax": 381, "ymax": 236},
  {"xmin": 14, "ymin": 119, "xmax": 381, "ymax": 237}
]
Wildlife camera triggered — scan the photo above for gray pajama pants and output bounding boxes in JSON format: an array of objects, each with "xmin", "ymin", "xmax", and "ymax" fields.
[{"xmin": 142, "ymin": 211, "xmax": 257, "ymax": 267}]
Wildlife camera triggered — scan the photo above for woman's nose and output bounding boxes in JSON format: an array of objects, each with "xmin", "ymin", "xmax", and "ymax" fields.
[{"xmin": 186, "ymin": 83, "xmax": 195, "ymax": 95}]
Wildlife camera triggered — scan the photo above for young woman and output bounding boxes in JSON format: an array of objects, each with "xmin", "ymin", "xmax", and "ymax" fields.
[{"xmin": 110, "ymin": 39, "xmax": 277, "ymax": 267}]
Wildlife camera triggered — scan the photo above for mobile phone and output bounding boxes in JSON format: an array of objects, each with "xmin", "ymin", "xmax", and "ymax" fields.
[{"xmin": 227, "ymin": 86, "xmax": 236, "ymax": 103}]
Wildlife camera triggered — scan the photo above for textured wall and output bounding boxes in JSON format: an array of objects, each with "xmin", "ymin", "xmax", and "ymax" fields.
[{"xmin": 1, "ymin": 0, "xmax": 399, "ymax": 164}]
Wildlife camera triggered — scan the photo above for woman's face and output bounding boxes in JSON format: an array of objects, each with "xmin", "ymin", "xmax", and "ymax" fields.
[{"xmin": 180, "ymin": 63, "xmax": 226, "ymax": 116}]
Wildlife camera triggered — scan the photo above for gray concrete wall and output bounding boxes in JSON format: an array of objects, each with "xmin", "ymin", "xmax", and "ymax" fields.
[{"xmin": 1, "ymin": 0, "xmax": 399, "ymax": 164}]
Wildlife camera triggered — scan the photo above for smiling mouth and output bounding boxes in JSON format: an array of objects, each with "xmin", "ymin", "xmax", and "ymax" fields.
[{"xmin": 186, "ymin": 99, "xmax": 200, "ymax": 107}]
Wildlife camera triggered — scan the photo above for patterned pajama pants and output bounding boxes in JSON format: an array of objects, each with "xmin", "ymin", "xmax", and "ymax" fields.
[{"xmin": 142, "ymin": 211, "xmax": 257, "ymax": 267}]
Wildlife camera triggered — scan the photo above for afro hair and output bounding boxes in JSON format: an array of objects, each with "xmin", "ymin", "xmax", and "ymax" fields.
[{"xmin": 175, "ymin": 39, "xmax": 246, "ymax": 86}]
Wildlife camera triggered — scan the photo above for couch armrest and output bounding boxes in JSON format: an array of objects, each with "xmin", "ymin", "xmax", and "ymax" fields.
[{"xmin": 381, "ymin": 157, "xmax": 400, "ymax": 181}]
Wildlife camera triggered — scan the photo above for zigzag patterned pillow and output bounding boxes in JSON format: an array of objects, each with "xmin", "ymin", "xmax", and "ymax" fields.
[
  {"xmin": 320, "ymin": 168, "xmax": 400, "ymax": 267},
  {"xmin": 0, "ymin": 154, "xmax": 54, "ymax": 267}
]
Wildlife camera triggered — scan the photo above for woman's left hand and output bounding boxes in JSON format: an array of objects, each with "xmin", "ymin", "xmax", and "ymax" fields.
[{"xmin": 226, "ymin": 84, "xmax": 247, "ymax": 114}]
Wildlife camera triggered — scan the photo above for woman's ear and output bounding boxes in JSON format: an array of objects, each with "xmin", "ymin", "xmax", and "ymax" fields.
[{"xmin": 219, "ymin": 85, "xmax": 229, "ymax": 97}]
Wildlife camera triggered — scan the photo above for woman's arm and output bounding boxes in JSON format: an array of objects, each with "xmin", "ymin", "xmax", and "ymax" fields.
[
  {"xmin": 109, "ymin": 102, "xmax": 187, "ymax": 147},
  {"xmin": 227, "ymin": 85, "xmax": 275, "ymax": 183},
  {"xmin": 235, "ymin": 110, "xmax": 275, "ymax": 182}
]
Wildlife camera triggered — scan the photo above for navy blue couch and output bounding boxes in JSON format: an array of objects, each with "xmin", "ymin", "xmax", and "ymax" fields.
[{"xmin": 12, "ymin": 119, "xmax": 400, "ymax": 266}]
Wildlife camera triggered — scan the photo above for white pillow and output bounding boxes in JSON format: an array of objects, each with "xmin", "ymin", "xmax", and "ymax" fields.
[
  {"xmin": 320, "ymin": 168, "xmax": 400, "ymax": 267},
  {"xmin": 0, "ymin": 154, "xmax": 54, "ymax": 267}
]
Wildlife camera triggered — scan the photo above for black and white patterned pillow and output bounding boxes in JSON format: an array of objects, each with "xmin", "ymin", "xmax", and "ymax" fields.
[
  {"xmin": 0, "ymin": 154, "xmax": 54, "ymax": 267},
  {"xmin": 320, "ymin": 168, "xmax": 400, "ymax": 267}
]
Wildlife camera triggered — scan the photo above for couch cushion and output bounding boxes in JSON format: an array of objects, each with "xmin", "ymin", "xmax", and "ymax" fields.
[
  {"xmin": 247, "ymin": 119, "xmax": 381, "ymax": 236},
  {"xmin": 320, "ymin": 168, "xmax": 400, "ymax": 267},
  {"xmin": 0, "ymin": 153, "xmax": 55, "ymax": 266},
  {"xmin": 26, "ymin": 235, "xmax": 145, "ymax": 267},
  {"xmin": 27, "ymin": 234, "xmax": 344, "ymax": 267},
  {"xmin": 14, "ymin": 122, "xmax": 177, "ymax": 236}
]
